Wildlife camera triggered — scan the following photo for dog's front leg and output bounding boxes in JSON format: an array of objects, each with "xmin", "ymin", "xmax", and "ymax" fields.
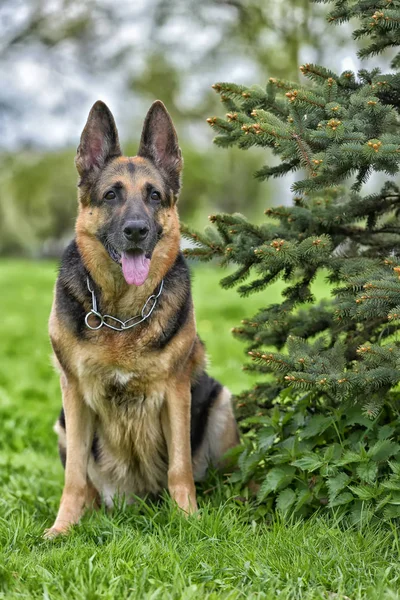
[
  {"xmin": 45, "ymin": 376, "xmax": 95, "ymax": 538},
  {"xmin": 163, "ymin": 378, "xmax": 197, "ymax": 514}
]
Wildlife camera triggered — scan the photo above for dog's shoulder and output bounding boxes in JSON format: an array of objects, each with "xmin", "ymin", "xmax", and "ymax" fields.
[
  {"xmin": 163, "ymin": 250, "xmax": 191, "ymax": 299},
  {"xmin": 164, "ymin": 250, "xmax": 190, "ymax": 281},
  {"xmin": 59, "ymin": 238, "xmax": 83, "ymax": 270},
  {"xmin": 152, "ymin": 251, "xmax": 193, "ymax": 350},
  {"xmin": 55, "ymin": 239, "xmax": 88, "ymax": 338}
]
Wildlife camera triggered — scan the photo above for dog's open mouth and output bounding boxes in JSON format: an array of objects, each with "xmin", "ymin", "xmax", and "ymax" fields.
[
  {"xmin": 121, "ymin": 250, "xmax": 151, "ymax": 286},
  {"xmin": 106, "ymin": 246, "xmax": 151, "ymax": 286}
]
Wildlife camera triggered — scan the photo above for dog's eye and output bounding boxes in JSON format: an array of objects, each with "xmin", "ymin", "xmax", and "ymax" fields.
[
  {"xmin": 104, "ymin": 190, "xmax": 116, "ymax": 200},
  {"xmin": 150, "ymin": 190, "xmax": 161, "ymax": 201}
]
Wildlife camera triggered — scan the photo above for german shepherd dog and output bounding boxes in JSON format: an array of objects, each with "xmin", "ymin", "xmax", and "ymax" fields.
[{"xmin": 45, "ymin": 100, "xmax": 239, "ymax": 537}]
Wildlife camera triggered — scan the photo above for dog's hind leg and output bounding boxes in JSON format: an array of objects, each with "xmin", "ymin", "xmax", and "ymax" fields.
[
  {"xmin": 44, "ymin": 376, "xmax": 96, "ymax": 538},
  {"xmin": 192, "ymin": 385, "xmax": 239, "ymax": 481}
]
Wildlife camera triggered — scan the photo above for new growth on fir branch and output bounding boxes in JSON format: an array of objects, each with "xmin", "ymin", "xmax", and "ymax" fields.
[{"xmin": 182, "ymin": 0, "xmax": 400, "ymax": 520}]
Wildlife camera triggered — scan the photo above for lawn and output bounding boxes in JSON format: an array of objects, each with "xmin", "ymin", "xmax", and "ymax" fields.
[{"xmin": 1, "ymin": 259, "xmax": 400, "ymax": 599}]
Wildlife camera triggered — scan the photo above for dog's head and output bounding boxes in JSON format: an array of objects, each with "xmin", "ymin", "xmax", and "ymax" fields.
[{"xmin": 75, "ymin": 101, "xmax": 182, "ymax": 286}]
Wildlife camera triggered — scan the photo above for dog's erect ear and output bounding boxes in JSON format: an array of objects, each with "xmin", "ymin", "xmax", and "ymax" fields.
[
  {"xmin": 75, "ymin": 101, "xmax": 121, "ymax": 178},
  {"xmin": 138, "ymin": 101, "xmax": 182, "ymax": 195}
]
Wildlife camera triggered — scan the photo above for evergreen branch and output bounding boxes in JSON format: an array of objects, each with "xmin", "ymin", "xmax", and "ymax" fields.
[
  {"xmin": 299, "ymin": 63, "xmax": 338, "ymax": 84},
  {"xmin": 255, "ymin": 159, "xmax": 300, "ymax": 180},
  {"xmin": 292, "ymin": 134, "xmax": 317, "ymax": 176}
]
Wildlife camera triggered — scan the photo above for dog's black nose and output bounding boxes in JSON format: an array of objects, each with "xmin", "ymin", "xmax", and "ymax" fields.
[{"xmin": 123, "ymin": 220, "xmax": 149, "ymax": 242}]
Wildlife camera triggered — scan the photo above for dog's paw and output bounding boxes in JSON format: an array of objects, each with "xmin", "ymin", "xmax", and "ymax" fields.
[
  {"xmin": 170, "ymin": 485, "xmax": 198, "ymax": 515},
  {"xmin": 183, "ymin": 499, "xmax": 198, "ymax": 516},
  {"xmin": 43, "ymin": 526, "xmax": 68, "ymax": 540}
]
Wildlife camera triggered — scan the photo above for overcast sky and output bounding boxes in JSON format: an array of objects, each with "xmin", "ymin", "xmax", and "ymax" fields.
[{"xmin": 0, "ymin": 0, "xmax": 360, "ymax": 150}]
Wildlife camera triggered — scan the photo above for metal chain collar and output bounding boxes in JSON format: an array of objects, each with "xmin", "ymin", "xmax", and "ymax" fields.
[{"xmin": 85, "ymin": 277, "xmax": 164, "ymax": 331}]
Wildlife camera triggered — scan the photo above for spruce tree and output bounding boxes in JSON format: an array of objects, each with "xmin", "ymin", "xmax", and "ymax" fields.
[{"xmin": 183, "ymin": 0, "xmax": 400, "ymax": 520}]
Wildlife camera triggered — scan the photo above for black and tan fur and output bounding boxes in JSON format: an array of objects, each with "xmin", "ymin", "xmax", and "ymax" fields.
[{"xmin": 45, "ymin": 100, "xmax": 239, "ymax": 537}]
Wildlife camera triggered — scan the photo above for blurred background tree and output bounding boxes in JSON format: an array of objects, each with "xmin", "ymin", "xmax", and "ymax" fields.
[{"xmin": 0, "ymin": 0, "xmax": 347, "ymax": 256}]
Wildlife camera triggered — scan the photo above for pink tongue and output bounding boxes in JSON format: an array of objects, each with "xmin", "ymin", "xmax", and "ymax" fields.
[{"xmin": 121, "ymin": 252, "xmax": 151, "ymax": 286}]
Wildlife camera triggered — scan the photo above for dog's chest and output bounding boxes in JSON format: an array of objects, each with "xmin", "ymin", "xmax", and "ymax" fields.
[
  {"xmin": 81, "ymin": 363, "xmax": 168, "ymax": 495},
  {"xmin": 80, "ymin": 361, "xmax": 166, "ymax": 427},
  {"xmin": 77, "ymin": 326, "xmax": 171, "ymax": 385}
]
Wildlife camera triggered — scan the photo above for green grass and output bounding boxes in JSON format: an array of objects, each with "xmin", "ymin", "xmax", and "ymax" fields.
[{"xmin": 1, "ymin": 259, "xmax": 400, "ymax": 599}]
